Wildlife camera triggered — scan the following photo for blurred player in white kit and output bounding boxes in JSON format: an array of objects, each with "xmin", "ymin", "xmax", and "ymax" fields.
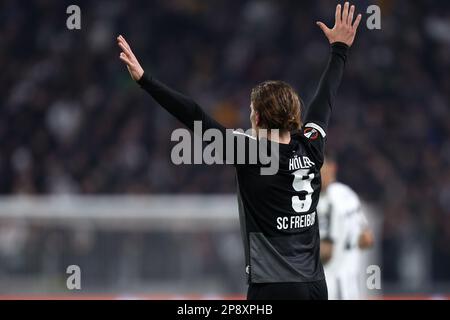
[{"xmin": 318, "ymin": 154, "xmax": 374, "ymax": 300}]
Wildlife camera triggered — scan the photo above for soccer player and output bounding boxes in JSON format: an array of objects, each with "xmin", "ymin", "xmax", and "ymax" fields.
[
  {"xmin": 118, "ymin": 2, "xmax": 361, "ymax": 300},
  {"xmin": 318, "ymin": 154, "xmax": 375, "ymax": 300}
]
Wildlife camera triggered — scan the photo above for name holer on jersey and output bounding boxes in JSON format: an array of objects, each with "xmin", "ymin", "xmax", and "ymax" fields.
[{"xmin": 289, "ymin": 156, "xmax": 315, "ymax": 171}]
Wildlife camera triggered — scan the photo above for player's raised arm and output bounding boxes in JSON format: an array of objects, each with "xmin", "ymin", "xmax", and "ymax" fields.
[
  {"xmin": 117, "ymin": 35, "xmax": 226, "ymax": 134},
  {"xmin": 304, "ymin": 2, "xmax": 361, "ymax": 138}
]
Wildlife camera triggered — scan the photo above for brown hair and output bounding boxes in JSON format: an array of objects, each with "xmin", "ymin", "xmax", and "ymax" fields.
[{"xmin": 251, "ymin": 81, "xmax": 302, "ymax": 131}]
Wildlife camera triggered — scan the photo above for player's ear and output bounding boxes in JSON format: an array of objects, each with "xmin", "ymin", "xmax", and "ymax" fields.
[{"xmin": 255, "ymin": 112, "xmax": 260, "ymax": 127}]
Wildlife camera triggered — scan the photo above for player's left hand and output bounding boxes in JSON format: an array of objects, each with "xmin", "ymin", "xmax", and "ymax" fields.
[{"xmin": 316, "ymin": 2, "xmax": 362, "ymax": 47}]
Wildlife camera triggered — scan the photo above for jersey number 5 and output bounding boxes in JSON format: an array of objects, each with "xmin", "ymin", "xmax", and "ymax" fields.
[{"xmin": 292, "ymin": 169, "xmax": 315, "ymax": 213}]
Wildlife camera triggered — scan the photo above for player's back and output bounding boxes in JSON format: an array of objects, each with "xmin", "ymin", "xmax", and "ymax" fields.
[{"xmin": 235, "ymin": 130, "xmax": 326, "ymax": 283}]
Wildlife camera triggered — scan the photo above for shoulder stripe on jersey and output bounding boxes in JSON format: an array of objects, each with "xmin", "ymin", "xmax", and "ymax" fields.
[
  {"xmin": 232, "ymin": 130, "xmax": 257, "ymax": 140},
  {"xmin": 305, "ymin": 123, "xmax": 326, "ymax": 138}
]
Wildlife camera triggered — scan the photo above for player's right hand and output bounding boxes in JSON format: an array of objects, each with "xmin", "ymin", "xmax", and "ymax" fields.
[
  {"xmin": 117, "ymin": 35, "xmax": 144, "ymax": 81},
  {"xmin": 316, "ymin": 2, "xmax": 362, "ymax": 47}
]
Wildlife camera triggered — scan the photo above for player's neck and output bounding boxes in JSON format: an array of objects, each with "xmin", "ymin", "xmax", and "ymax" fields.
[{"xmin": 267, "ymin": 130, "xmax": 291, "ymax": 145}]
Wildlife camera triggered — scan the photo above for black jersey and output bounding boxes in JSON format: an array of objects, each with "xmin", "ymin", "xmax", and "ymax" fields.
[
  {"xmin": 137, "ymin": 42, "xmax": 348, "ymax": 284},
  {"xmin": 235, "ymin": 129, "xmax": 327, "ymax": 283}
]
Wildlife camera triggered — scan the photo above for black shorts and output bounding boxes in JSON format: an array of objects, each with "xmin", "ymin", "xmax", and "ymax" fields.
[{"xmin": 247, "ymin": 280, "xmax": 328, "ymax": 300}]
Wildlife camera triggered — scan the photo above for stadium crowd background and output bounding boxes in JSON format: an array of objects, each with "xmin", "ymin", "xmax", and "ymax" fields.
[{"xmin": 0, "ymin": 0, "xmax": 450, "ymax": 295}]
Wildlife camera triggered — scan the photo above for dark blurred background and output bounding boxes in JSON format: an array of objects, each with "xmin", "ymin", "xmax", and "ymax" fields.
[{"xmin": 0, "ymin": 0, "xmax": 450, "ymax": 297}]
